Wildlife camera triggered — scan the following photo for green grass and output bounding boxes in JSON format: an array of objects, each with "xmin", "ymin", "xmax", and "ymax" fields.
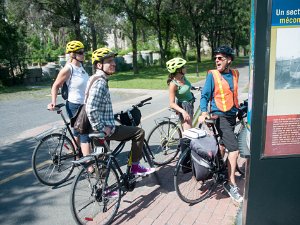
[
  {"xmin": 0, "ymin": 56, "xmax": 249, "ymax": 95},
  {"xmin": 109, "ymin": 56, "xmax": 248, "ymax": 89}
]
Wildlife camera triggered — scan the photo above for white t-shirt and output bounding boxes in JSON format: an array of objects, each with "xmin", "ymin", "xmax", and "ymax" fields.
[{"xmin": 66, "ymin": 63, "xmax": 89, "ymax": 104}]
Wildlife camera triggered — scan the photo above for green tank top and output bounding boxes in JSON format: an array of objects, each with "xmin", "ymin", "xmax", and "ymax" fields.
[{"xmin": 171, "ymin": 77, "xmax": 194, "ymax": 103}]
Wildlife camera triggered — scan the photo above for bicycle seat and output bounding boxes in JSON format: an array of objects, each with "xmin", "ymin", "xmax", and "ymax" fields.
[
  {"xmin": 205, "ymin": 119, "xmax": 216, "ymax": 125},
  {"xmin": 204, "ymin": 115, "xmax": 218, "ymax": 125}
]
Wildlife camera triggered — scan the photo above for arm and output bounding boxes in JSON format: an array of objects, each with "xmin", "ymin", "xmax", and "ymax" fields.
[
  {"xmin": 48, "ymin": 65, "xmax": 71, "ymax": 110},
  {"xmin": 198, "ymin": 73, "xmax": 214, "ymax": 122}
]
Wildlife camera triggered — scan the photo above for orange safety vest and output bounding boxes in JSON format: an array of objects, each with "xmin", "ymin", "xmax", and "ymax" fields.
[{"xmin": 209, "ymin": 69, "xmax": 239, "ymax": 112}]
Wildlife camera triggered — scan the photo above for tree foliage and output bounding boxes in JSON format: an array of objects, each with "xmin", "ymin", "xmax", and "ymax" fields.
[{"xmin": 0, "ymin": 0, "xmax": 251, "ymax": 85}]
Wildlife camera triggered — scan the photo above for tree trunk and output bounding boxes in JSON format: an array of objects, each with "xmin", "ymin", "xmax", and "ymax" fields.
[
  {"xmin": 195, "ymin": 32, "xmax": 201, "ymax": 63},
  {"xmin": 131, "ymin": 16, "xmax": 139, "ymax": 74},
  {"xmin": 73, "ymin": 0, "xmax": 81, "ymax": 40},
  {"xmin": 90, "ymin": 21, "xmax": 97, "ymax": 51}
]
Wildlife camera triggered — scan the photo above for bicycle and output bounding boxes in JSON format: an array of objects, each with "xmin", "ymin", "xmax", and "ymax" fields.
[
  {"xmin": 173, "ymin": 99, "xmax": 248, "ymax": 204},
  {"xmin": 70, "ymin": 97, "xmax": 160, "ymax": 225},
  {"xmin": 32, "ymin": 103, "xmax": 82, "ymax": 186},
  {"xmin": 146, "ymin": 86, "xmax": 202, "ymax": 166}
]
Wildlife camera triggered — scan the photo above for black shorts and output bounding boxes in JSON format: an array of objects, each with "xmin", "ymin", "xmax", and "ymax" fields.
[{"xmin": 215, "ymin": 115, "xmax": 238, "ymax": 152}]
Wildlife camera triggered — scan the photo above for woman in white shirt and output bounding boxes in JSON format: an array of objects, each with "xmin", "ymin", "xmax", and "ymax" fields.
[{"xmin": 48, "ymin": 40, "xmax": 90, "ymax": 159}]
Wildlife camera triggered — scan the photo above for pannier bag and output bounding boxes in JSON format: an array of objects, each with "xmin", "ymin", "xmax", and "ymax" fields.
[
  {"xmin": 120, "ymin": 107, "xmax": 142, "ymax": 126},
  {"xmin": 179, "ymin": 138, "xmax": 192, "ymax": 173},
  {"xmin": 190, "ymin": 135, "xmax": 218, "ymax": 158},
  {"xmin": 191, "ymin": 150, "xmax": 212, "ymax": 181},
  {"xmin": 190, "ymin": 135, "xmax": 218, "ymax": 181}
]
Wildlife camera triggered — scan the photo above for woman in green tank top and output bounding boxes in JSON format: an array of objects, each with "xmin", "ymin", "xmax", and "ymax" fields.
[{"xmin": 166, "ymin": 57, "xmax": 195, "ymax": 130}]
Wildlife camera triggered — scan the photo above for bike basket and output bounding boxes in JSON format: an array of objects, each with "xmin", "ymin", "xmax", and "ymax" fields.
[{"xmin": 120, "ymin": 107, "xmax": 142, "ymax": 126}]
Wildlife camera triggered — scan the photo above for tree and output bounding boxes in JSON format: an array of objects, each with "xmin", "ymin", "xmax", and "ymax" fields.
[
  {"xmin": 0, "ymin": 0, "xmax": 27, "ymax": 85},
  {"xmin": 203, "ymin": 0, "xmax": 250, "ymax": 58},
  {"xmin": 140, "ymin": 0, "xmax": 175, "ymax": 66},
  {"xmin": 103, "ymin": 0, "xmax": 146, "ymax": 74},
  {"xmin": 180, "ymin": 0, "xmax": 206, "ymax": 63},
  {"xmin": 31, "ymin": 0, "xmax": 82, "ymax": 40}
]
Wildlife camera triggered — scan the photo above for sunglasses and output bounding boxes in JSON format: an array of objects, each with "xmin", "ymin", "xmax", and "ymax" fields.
[
  {"xmin": 76, "ymin": 51, "xmax": 84, "ymax": 55},
  {"xmin": 214, "ymin": 56, "xmax": 227, "ymax": 61}
]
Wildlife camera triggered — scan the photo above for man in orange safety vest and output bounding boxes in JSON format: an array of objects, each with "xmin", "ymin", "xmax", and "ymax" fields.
[{"xmin": 198, "ymin": 45, "xmax": 243, "ymax": 203}]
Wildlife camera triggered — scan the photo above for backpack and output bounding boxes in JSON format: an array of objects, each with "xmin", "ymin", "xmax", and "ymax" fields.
[
  {"xmin": 61, "ymin": 65, "xmax": 73, "ymax": 100},
  {"xmin": 190, "ymin": 135, "xmax": 217, "ymax": 181}
]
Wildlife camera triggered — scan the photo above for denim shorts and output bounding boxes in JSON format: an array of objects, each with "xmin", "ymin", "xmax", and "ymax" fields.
[{"xmin": 66, "ymin": 101, "xmax": 90, "ymax": 143}]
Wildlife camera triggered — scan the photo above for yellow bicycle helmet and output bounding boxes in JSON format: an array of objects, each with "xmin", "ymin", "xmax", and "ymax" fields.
[
  {"xmin": 66, "ymin": 41, "xmax": 84, "ymax": 53},
  {"xmin": 166, "ymin": 57, "xmax": 186, "ymax": 73},
  {"xmin": 92, "ymin": 47, "xmax": 117, "ymax": 64}
]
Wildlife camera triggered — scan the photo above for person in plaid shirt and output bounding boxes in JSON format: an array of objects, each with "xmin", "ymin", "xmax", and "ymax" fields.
[{"xmin": 86, "ymin": 47, "xmax": 155, "ymax": 176}]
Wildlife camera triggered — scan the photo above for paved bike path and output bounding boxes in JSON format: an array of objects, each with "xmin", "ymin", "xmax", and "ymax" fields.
[
  {"xmin": 0, "ymin": 63, "xmax": 249, "ymax": 225},
  {"xmin": 109, "ymin": 64, "xmax": 249, "ymax": 225}
]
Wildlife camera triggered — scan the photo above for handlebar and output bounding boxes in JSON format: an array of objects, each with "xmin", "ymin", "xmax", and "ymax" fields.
[
  {"xmin": 48, "ymin": 103, "xmax": 65, "ymax": 111},
  {"xmin": 134, "ymin": 97, "xmax": 152, "ymax": 108},
  {"xmin": 114, "ymin": 97, "xmax": 152, "ymax": 119},
  {"xmin": 191, "ymin": 86, "xmax": 202, "ymax": 91}
]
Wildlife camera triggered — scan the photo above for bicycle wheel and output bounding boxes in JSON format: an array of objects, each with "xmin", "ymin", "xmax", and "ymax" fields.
[
  {"xmin": 32, "ymin": 133, "xmax": 76, "ymax": 186},
  {"xmin": 236, "ymin": 122, "xmax": 247, "ymax": 176},
  {"xmin": 70, "ymin": 162, "xmax": 121, "ymax": 225},
  {"xmin": 147, "ymin": 121, "xmax": 181, "ymax": 166},
  {"xmin": 174, "ymin": 149, "xmax": 216, "ymax": 204}
]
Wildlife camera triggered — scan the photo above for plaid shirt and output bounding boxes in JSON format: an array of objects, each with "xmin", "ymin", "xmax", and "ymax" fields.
[{"xmin": 86, "ymin": 70, "xmax": 115, "ymax": 132}]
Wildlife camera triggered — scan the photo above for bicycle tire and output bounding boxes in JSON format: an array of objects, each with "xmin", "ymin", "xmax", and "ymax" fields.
[
  {"xmin": 70, "ymin": 162, "xmax": 121, "ymax": 225},
  {"xmin": 32, "ymin": 133, "xmax": 76, "ymax": 186},
  {"xmin": 235, "ymin": 122, "xmax": 247, "ymax": 176},
  {"xmin": 174, "ymin": 149, "xmax": 216, "ymax": 204},
  {"xmin": 147, "ymin": 121, "xmax": 181, "ymax": 166}
]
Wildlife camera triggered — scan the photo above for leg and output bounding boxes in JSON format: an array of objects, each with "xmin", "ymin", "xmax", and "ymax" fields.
[
  {"xmin": 108, "ymin": 126, "xmax": 144, "ymax": 162},
  {"xmin": 66, "ymin": 101, "xmax": 91, "ymax": 156},
  {"xmin": 108, "ymin": 126, "xmax": 155, "ymax": 175},
  {"xmin": 79, "ymin": 133, "xmax": 91, "ymax": 156},
  {"xmin": 227, "ymin": 150, "xmax": 239, "ymax": 186},
  {"xmin": 216, "ymin": 116, "xmax": 243, "ymax": 203},
  {"xmin": 180, "ymin": 101, "xmax": 194, "ymax": 130}
]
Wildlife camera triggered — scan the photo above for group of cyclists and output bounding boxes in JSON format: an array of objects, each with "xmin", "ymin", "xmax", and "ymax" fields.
[{"xmin": 48, "ymin": 40, "xmax": 243, "ymax": 203}]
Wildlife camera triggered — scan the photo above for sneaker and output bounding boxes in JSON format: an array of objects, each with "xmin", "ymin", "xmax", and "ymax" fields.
[
  {"xmin": 223, "ymin": 182, "xmax": 243, "ymax": 203},
  {"xmin": 131, "ymin": 164, "xmax": 155, "ymax": 176},
  {"xmin": 104, "ymin": 189, "xmax": 119, "ymax": 198}
]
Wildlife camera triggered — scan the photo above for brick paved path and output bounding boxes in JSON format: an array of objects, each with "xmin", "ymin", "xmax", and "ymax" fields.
[{"xmin": 111, "ymin": 159, "xmax": 245, "ymax": 225}]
